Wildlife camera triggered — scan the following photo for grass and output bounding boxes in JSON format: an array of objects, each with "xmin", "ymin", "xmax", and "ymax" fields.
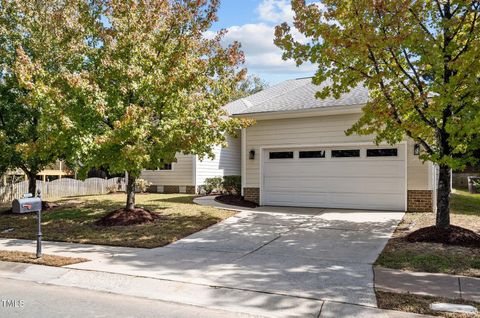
[
  {"xmin": 376, "ymin": 291, "xmax": 480, "ymax": 318},
  {"xmin": 0, "ymin": 193, "xmax": 235, "ymax": 248},
  {"xmin": 451, "ymin": 189, "xmax": 480, "ymax": 216},
  {"xmin": 0, "ymin": 250, "xmax": 88, "ymax": 267},
  {"xmin": 376, "ymin": 189, "xmax": 480, "ymax": 277}
]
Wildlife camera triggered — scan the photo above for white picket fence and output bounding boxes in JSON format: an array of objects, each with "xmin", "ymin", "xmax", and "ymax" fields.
[{"xmin": 0, "ymin": 177, "xmax": 126, "ymax": 203}]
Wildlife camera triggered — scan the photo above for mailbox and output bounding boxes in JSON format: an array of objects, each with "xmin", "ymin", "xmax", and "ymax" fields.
[{"xmin": 12, "ymin": 196, "xmax": 42, "ymax": 214}]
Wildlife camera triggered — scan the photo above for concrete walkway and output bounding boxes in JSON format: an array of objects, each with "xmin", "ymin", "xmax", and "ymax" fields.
[{"xmin": 375, "ymin": 267, "xmax": 480, "ymax": 302}]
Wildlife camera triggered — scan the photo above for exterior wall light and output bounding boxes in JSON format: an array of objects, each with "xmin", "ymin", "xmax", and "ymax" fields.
[
  {"xmin": 249, "ymin": 150, "xmax": 255, "ymax": 160},
  {"xmin": 414, "ymin": 144, "xmax": 421, "ymax": 156}
]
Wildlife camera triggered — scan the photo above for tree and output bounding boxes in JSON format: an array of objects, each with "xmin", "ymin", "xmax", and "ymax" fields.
[
  {"xmin": 275, "ymin": 0, "xmax": 480, "ymax": 229},
  {"xmin": 79, "ymin": 0, "xmax": 247, "ymax": 211},
  {"xmin": 0, "ymin": 0, "xmax": 92, "ymax": 195},
  {"xmin": 232, "ymin": 75, "xmax": 269, "ymax": 100}
]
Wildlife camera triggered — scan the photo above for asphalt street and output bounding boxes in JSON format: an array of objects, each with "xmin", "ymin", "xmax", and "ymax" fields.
[{"xmin": 0, "ymin": 277, "xmax": 258, "ymax": 318}]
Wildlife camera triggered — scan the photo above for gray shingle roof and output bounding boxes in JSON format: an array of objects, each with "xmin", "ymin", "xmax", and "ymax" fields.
[{"xmin": 225, "ymin": 77, "xmax": 369, "ymax": 116}]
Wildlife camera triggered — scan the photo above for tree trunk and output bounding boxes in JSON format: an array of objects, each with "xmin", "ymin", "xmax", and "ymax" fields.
[
  {"xmin": 27, "ymin": 172, "xmax": 37, "ymax": 196},
  {"xmin": 126, "ymin": 172, "xmax": 136, "ymax": 211},
  {"xmin": 436, "ymin": 165, "xmax": 451, "ymax": 229}
]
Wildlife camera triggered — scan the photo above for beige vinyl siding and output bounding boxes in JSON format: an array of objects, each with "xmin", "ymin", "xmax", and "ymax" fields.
[
  {"xmin": 141, "ymin": 153, "xmax": 194, "ymax": 186},
  {"xmin": 406, "ymin": 139, "xmax": 431, "ymax": 190},
  {"xmin": 244, "ymin": 113, "xmax": 430, "ymax": 190},
  {"xmin": 196, "ymin": 135, "xmax": 241, "ymax": 186}
]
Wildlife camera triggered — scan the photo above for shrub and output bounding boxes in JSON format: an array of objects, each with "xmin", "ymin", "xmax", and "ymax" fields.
[
  {"xmin": 223, "ymin": 175, "xmax": 241, "ymax": 195},
  {"xmin": 135, "ymin": 179, "xmax": 152, "ymax": 193},
  {"xmin": 106, "ymin": 184, "xmax": 118, "ymax": 194},
  {"xmin": 204, "ymin": 177, "xmax": 223, "ymax": 195},
  {"xmin": 474, "ymin": 178, "xmax": 480, "ymax": 191}
]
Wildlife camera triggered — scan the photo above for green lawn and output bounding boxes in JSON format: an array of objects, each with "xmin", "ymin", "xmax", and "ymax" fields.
[
  {"xmin": 0, "ymin": 194, "xmax": 235, "ymax": 248},
  {"xmin": 376, "ymin": 189, "xmax": 480, "ymax": 277}
]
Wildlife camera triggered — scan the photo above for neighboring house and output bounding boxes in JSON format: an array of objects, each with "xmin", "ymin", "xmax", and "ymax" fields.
[
  {"xmin": 225, "ymin": 77, "xmax": 436, "ymax": 212},
  {"xmin": 2, "ymin": 160, "xmax": 73, "ymax": 184},
  {"xmin": 140, "ymin": 134, "xmax": 241, "ymax": 194}
]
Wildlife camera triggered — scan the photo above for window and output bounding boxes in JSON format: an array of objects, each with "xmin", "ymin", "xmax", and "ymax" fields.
[
  {"xmin": 367, "ymin": 148, "xmax": 398, "ymax": 157},
  {"xmin": 158, "ymin": 163, "xmax": 172, "ymax": 170},
  {"xmin": 299, "ymin": 150, "xmax": 326, "ymax": 158},
  {"xmin": 157, "ymin": 159, "xmax": 173, "ymax": 170},
  {"xmin": 269, "ymin": 151, "xmax": 294, "ymax": 159},
  {"xmin": 331, "ymin": 149, "xmax": 360, "ymax": 158}
]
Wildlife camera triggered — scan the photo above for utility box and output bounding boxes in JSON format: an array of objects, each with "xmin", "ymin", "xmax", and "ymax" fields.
[{"xmin": 12, "ymin": 195, "xmax": 42, "ymax": 214}]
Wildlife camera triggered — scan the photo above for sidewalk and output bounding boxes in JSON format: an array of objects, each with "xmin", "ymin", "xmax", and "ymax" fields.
[
  {"xmin": 375, "ymin": 267, "xmax": 480, "ymax": 302},
  {"xmin": 0, "ymin": 261, "xmax": 430, "ymax": 318}
]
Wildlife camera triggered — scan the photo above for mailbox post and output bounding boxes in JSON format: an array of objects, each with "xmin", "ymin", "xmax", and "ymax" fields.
[
  {"xmin": 36, "ymin": 191, "xmax": 42, "ymax": 258},
  {"xmin": 36, "ymin": 209, "xmax": 42, "ymax": 258},
  {"xmin": 11, "ymin": 193, "xmax": 42, "ymax": 258}
]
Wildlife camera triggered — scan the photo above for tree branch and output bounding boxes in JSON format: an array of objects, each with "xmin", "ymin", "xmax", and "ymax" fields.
[
  {"xmin": 367, "ymin": 47, "xmax": 435, "ymax": 154},
  {"xmin": 435, "ymin": 0, "xmax": 445, "ymax": 18},
  {"xmin": 408, "ymin": 8, "xmax": 438, "ymax": 44},
  {"xmin": 452, "ymin": 9, "xmax": 478, "ymax": 61}
]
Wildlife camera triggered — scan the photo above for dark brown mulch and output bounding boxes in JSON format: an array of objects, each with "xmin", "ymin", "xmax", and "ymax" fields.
[
  {"xmin": 215, "ymin": 195, "xmax": 258, "ymax": 208},
  {"xmin": 406, "ymin": 225, "xmax": 480, "ymax": 247},
  {"xmin": 95, "ymin": 208, "xmax": 165, "ymax": 227}
]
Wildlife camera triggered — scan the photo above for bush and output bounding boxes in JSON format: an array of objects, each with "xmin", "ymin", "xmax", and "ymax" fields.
[
  {"xmin": 223, "ymin": 175, "xmax": 241, "ymax": 195},
  {"xmin": 204, "ymin": 177, "xmax": 223, "ymax": 195},
  {"xmin": 474, "ymin": 179, "xmax": 480, "ymax": 191},
  {"xmin": 106, "ymin": 184, "xmax": 118, "ymax": 194},
  {"xmin": 135, "ymin": 179, "xmax": 152, "ymax": 193}
]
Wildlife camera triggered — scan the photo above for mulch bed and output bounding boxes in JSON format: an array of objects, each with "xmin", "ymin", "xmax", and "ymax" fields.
[
  {"xmin": 215, "ymin": 195, "xmax": 258, "ymax": 208},
  {"xmin": 406, "ymin": 225, "xmax": 480, "ymax": 248},
  {"xmin": 95, "ymin": 208, "xmax": 165, "ymax": 226}
]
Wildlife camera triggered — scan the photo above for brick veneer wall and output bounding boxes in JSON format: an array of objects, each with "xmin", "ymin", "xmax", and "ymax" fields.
[
  {"xmin": 407, "ymin": 190, "xmax": 433, "ymax": 212},
  {"xmin": 186, "ymin": 186, "xmax": 196, "ymax": 194},
  {"xmin": 147, "ymin": 185, "xmax": 196, "ymax": 194},
  {"xmin": 147, "ymin": 185, "xmax": 158, "ymax": 193},
  {"xmin": 243, "ymin": 187, "xmax": 260, "ymax": 204},
  {"xmin": 163, "ymin": 185, "xmax": 180, "ymax": 194}
]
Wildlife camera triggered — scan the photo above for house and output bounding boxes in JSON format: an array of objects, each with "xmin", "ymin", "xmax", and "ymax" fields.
[
  {"xmin": 140, "ymin": 134, "xmax": 241, "ymax": 194},
  {"xmin": 2, "ymin": 160, "xmax": 74, "ymax": 184},
  {"xmin": 226, "ymin": 77, "xmax": 435, "ymax": 212}
]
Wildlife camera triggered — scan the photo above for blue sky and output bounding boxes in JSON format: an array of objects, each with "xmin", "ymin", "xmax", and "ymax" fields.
[{"xmin": 208, "ymin": 0, "xmax": 317, "ymax": 85}]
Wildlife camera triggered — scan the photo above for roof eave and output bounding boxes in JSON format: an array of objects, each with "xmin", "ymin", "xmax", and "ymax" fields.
[{"xmin": 231, "ymin": 104, "xmax": 365, "ymax": 120}]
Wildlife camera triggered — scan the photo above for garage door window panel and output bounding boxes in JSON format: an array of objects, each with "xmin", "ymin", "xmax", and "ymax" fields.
[
  {"xmin": 299, "ymin": 150, "xmax": 326, "ymax": 159},
  {"xmin": 269, "ymin": 151, "xmax": 294, "ymax": 159},
  {"xmin": 367, "ymin": 149, "xmax": 398, "ymax": 157},
  {"xmin": 331, "ymin": 149, "xmax": 360, "ymax": 158}
]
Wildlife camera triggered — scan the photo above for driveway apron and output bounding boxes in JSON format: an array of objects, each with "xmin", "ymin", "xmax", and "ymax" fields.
[{"xmin": 69, "ymin": 208, "xmax": 404, "ymax": 307}]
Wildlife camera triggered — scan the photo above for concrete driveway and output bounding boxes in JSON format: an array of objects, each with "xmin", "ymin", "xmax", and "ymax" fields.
[{"xmin": 69, "ymin": 201, "xmax": 404, "ymax": 308}]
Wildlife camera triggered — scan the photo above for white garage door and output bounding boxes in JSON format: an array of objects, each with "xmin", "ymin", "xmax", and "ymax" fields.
[{"xmin": 262, "ymin": 145, "xmax": 406, "ymax": 211}]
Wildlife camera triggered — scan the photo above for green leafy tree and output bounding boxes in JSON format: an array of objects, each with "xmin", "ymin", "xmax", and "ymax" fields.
[
  {"xmin": 232, "ymin": 75, "xmax": 269, "ymax": 100},
  {"xmin": 275, "ymin": 0, "xmax": 480, "ymax": 229},
  {"xmin": 0, "ymin": 0, "xmax": 92, "ymax": 195},
  {"xmin": 79, "ymin": 0, "xmax": 247, "ymax": 210}
]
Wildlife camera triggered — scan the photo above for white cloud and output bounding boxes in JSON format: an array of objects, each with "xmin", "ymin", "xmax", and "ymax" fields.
[
  {"xmin": 218, "ymin": 23, "xmax": 316, "ymax": 74},
  {"xmin": 257, "ymin": 0, "xmax": 294, "ymax": 24},
  {"xmin": 207, "ymin": 0, "xmax": 321, "ymax": 83}
]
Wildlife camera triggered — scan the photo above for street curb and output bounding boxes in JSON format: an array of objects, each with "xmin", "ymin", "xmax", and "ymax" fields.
[
  {"xmin": 0, "ymin": 261, "xmax": 321, "ymax": 318},
  {"xmin": 0, "ymin": 261, "xmax": 435, "ymax": 317}
]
